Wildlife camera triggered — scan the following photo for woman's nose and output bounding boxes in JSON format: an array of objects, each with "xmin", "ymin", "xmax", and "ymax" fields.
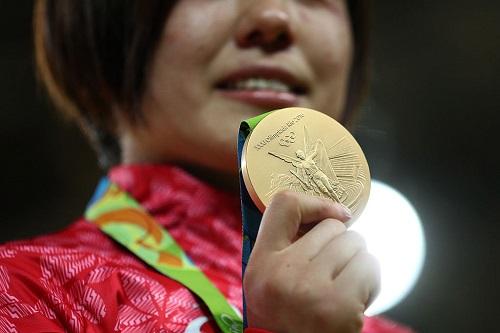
[{"xmin": 235, "ymin": 0, "xmax": 293, "ymax": 53}]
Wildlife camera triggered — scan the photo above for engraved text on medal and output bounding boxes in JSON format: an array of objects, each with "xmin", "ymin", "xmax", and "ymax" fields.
[{"xmin": 253, "ymin": 113, "xmax": 304, "ymax": 150}]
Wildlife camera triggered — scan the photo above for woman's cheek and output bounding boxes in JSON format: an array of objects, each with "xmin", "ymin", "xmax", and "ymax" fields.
[
  {"xmin": 295, "ymin": 7, "xmax": 352, "ymax": 68},
  {"xmin": 164, "ymin": 2, "xmax": 233, "ymax": 61}
]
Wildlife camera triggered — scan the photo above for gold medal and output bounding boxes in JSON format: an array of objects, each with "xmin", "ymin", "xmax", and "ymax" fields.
[{"xmin": 241, "ymin": 107, "xmax": 370, "ymax": 224}]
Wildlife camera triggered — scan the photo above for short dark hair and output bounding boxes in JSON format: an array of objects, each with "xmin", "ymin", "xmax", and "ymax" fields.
[
  {"xmin": 345, "ymin": 0, "xmax": 371, "ymax": 127},
  {"xmin": 34, "ymin": 0, "xmax": 370, "ymax": 169}
]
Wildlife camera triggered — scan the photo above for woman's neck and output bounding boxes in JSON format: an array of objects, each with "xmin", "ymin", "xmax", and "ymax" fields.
[{"xmin": 178, "ymin": 163, "xmax": 240, "ymax": 194}]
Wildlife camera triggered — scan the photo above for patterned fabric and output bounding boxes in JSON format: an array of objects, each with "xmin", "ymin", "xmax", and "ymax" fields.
[{"xmin": 0, "ymin": 164, "xmax": 414, "ymax": 332}]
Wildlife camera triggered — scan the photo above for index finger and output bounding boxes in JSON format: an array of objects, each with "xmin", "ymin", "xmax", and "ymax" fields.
[{"xmin": 255, "ymin": 191, "xmax": 351, "ymax": 252}]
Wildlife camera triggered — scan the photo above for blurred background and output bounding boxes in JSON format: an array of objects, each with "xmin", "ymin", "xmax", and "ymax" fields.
[{"xmin": 1, "ymin": 1, "xmax": 498, "ymax": 332}]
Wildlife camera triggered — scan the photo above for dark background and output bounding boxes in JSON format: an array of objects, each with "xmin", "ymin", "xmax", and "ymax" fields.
[{"xmin": 1, "ymin": 1, "xmax": 498, "ymax": 332}]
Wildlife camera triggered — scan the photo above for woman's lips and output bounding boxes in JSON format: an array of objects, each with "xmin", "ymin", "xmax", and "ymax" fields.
[
  {"xmin": 217, "ymin": 89, "xmax": 299, "ymax": 108},
  {"xmin": 215, "ymin": 65, "xmax": 307, "ymax": 108}
]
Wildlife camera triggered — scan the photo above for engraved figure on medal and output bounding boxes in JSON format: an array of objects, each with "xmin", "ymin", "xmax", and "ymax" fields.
[{"xmin": 267, "ymin": 125, "xmax": 367, "ymax": 213}]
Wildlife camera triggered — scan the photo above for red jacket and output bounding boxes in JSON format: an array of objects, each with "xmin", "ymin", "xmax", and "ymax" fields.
[{"xmin": 0, "ymin": 164, "xmax": 413, "ymax": 332}]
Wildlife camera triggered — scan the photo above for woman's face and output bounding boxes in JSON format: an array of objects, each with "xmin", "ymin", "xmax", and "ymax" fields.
[{"xmin": 121, "ymin": 0, "xmax": 353, "ymax": 176}]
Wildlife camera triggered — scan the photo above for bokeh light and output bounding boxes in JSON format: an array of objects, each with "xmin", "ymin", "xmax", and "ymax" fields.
[{"xmin": 351, "ymin": 180, "xmax": 426, "ymax": 316}]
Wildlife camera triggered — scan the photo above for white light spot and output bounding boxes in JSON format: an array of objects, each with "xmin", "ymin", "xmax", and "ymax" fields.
[{"xmin": 350, "ymin": 180, "xmax": 426, "ymax": 316}]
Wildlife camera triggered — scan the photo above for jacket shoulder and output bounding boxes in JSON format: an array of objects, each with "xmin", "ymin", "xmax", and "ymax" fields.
[{"xmin": 0, "ymin": 219, "xmax": 210, "ymax": 332}]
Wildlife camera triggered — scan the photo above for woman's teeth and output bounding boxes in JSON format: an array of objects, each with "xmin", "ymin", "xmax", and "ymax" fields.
[{"xmin": 232, "ymin": 78, "xmax": 291, "ymax": 93}]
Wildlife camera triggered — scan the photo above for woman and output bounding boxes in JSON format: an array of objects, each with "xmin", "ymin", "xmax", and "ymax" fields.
[{"xmin": 0, "ymin": 1, "xmax": 413, "ymax": 332}]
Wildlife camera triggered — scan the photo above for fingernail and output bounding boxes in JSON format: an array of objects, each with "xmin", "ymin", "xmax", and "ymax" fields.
[{"xmin": 341, "ymin": 204, "xmax": 352, "ymax": 220}]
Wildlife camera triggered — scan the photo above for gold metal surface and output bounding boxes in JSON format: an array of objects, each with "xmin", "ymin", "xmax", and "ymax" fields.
[{"xmin": 241, "ymin": 107, "xmax": 370, "ymax": 224}]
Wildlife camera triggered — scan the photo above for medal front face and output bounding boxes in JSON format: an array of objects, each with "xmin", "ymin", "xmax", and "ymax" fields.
[{"xmin": 242, "ymin": 107, "xmax": 370, "ymax": 224}]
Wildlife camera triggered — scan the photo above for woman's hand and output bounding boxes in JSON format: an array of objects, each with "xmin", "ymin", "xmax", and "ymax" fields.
[{"xmin": 244, "ymin": 191, "xmax": 380, "ymax": 333}]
